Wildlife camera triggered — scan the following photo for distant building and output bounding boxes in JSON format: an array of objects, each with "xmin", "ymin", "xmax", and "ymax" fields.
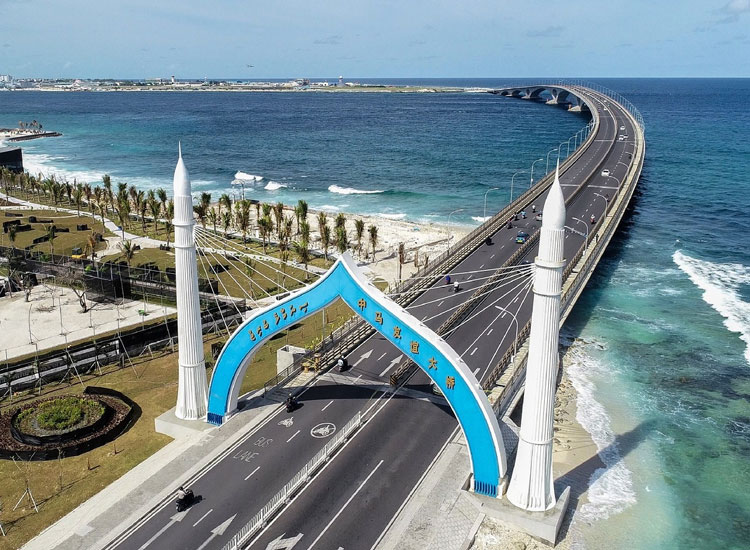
[
  {"xmin": 338, "ymin": 75, "xmax": 344, "ymax": 87},
  {"xmin": 171, "ymin": 75, "xmax": 175, "ymax": 84},
  {"xmin": 0, "ymin": 75, "xmax": 12, "ymax": 83},
  {"xmin": 0, "ymin": 147, "xmax": 24, "ymax": 173}
]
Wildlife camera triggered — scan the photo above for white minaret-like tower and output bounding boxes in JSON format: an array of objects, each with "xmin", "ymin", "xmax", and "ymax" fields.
[
  {"xmin": 507, "ymin": 161, "xmax": 566, "ymax": 511},
  {"xmin": 173, "ymin": 145, "xmax": 208, "ymax": 420}
]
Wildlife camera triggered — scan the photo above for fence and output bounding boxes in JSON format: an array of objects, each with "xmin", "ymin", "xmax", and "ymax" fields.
[{"xmin": 222, "ymin": 412, "xmax": 362, "ymax": 550}]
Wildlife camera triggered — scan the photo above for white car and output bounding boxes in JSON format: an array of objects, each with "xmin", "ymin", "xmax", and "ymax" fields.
[
  {"xmin": 620, "ymin": 125, "xmax": 625, "ymax": 131},
  {"xmin": 601, "ymin": 169, "xmax": 610, "ymax": 177}
]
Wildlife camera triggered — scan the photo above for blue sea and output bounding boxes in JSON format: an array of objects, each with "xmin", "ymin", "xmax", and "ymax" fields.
[{"xmin": 1, "ymin": 78, "xmax": 749, "ymax": 549}]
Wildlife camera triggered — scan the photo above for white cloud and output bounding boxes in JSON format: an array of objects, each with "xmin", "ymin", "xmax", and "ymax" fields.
[{"xmin": 724, "ymin": 0, "xmax": 750, "ymax": 14}]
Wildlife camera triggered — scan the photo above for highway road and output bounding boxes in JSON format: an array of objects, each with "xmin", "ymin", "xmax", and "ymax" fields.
[{"xmin": 109, "ymin": 87, "xmax": 639, "ymax": 550}]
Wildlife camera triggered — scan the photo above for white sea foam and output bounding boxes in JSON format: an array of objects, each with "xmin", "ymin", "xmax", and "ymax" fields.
[
  {"xmin": 319, "ymin": 204, "xmax": 340, "ymax": 211},
  {"xmin": 21, "ymin": 152, "xmax": 106, "ymax": 185},
  {"xmin": 376, "ymin": 212, "xmax": 406, "ymax": 220},
  {"xmin": 328, "ymin": 185, "xmax": 383, "ymax": 195},
  {"xmin": 472, "ymin": 216, "xmax": 491, "ymax": 223},
  {"xmin": 673, "ymin": 250, "xmax": 750, "ymax": 365},
  {"xmin": 234, "ymin": 171, "xmax": 263, "ymax": 182},
  {"xmin": 565, "ymin": 340, "xmax": 637, "ymax": 522},
  {"xmin": 264, "ymin": 181, "xmax": 287, "ymax": 191}
]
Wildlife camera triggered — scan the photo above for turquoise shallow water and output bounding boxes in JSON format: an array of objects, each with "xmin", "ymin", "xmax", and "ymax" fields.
[{"xmin": 2, "ymin": 79, "xmax": 749, "ymax": 548}]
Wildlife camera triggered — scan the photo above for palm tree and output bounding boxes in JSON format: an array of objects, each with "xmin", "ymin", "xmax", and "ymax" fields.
[
  {"xmin": 156, "ymin": 187, "xmax": 168, "ymax": 227},
  {"xmin": 398, "ymin": 242, "xmax": 406, "ymax": 283},
  {"xmin": 300, "ymin": 220, "xmax": 310, "ymax": 244},
  {"xmin": 119, "ymin": 240, "xmax": 136, "ymax": 266},
  {"xmin": 219, "ymin": 193, "xmax": 232, "ymax": 220},
  {"xmin": 45, "ymin": 224, "xmax": 56, "ymax": 256},
  {"xmin": 8, "ymin": 224, "xmax": 17, "ymax": 252},
  {"xmin": 208, "ymin": 207, "xmax": 218, "ymax": 233},
  {"xmin": 368, "ymin": 225, "xmax": 378, "ymax": 262},
  {"xmin": 116, "ymin": 197, "xmax": 130, "ymax": 241},
  {"xmin": 317, "ymin": 211, "xmax": 327, "ymax": 244},
  {"xmin": 273, "ymin": 202, "xmax": 285, "ymax": 239},
  {"xmin": 83, "ymin": 183, "xmax": 93, "ymax": 215},
  {"xmin": 355, "ymin": 219, "xmax": 365, "ymax": 259},
  {"xmin": 321, "ymin": 224, "xmax": 331, "ymax": 261},
  {"xmin": 298, "ymin": 199, "xmax": 308, "ymax": 224},
  {"xmin": 148, "ymin": 195, "xmax": 161, "ymax": 234},
  {"xmin": 235, "ymin": 200, "xmax": 251, "ymax": 243},
  {"xmin": 137, "ymin": 191, "xmax": 147, "ymax": 233},
  {"xmin": 336, "ymin": 224, "xmax": 348, "ymax": 254},
  {"xmin": 73, "ymin": 185, "xmax": 83, "ymax": 217},
  {"xmin": 86, "ymin": 233, "xmax": 98, "ymax": 272},
  {"xmin": 258, "ymin": 216, "xmax": 272, "ymax": 252},
  {"xmin": 164, "ymin": 219, "xmax": 173, "ymax": 248},
  {"xmin": 193, "ymin": 203, "xmax": 208, "ymax": 228},
  {"xmin": 295, "ymin": 238, "xmax": 311, "ymax": 278},
  {"xmin": 222, "ymin": 211, "xmax": 232, "ymax": 235}
]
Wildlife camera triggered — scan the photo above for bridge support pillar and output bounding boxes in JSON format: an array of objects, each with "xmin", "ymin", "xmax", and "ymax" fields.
[
  {"xmin": 506, "ymin": 161, "xmax": 568, "ymax": 521},
  {"xmin": 546, "ymin": 89, "xmax": 560, "ymax": 105}
]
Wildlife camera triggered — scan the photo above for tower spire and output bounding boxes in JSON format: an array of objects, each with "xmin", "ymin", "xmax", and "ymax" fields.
[
  {"xmin": 506, "ymin": 158, "xmax": 567, "ymax": 511},
  {"xmin": 173, "ymin": 145, "xmax": 208, "ymax": 420}
]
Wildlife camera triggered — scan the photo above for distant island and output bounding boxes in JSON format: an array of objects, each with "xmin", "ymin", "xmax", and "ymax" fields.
[{"xmin": 0, "ymin": 76, "xmax": 473, "ymax": 93}]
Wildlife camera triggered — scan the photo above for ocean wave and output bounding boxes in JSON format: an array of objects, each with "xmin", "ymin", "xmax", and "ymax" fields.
[
  {"xmin": 472, "ymin": 216, "xmax": 491, "ymax": 223},
  {"xmin": 328, "ymin": 185, "xmax": 384, "ymax": 195},
  {"xmin": 564, "ymin": 340, "xmax": 637, "ymax": 522},
  {"xmin": 264, "ymin": 181, "xmax": 287, "ymax": 191},
  {"xmin": 673, "ymin": 250, "xmax": 750, "ymax": 365},
  {"xmin": 376, "ymin": 212, "xmax": 406, "ymax": 220},
  {"xmin": 22, "ymin": 152, "xmax": 105, "ymax": 185}
]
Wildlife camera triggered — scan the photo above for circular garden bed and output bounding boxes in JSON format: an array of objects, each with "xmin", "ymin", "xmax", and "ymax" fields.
[{"xmin": 0, "ymin": 387, "xmax": 140, "ymax": 460}]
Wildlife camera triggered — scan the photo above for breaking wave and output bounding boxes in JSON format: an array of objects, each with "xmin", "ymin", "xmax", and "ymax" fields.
[
  {"xmin": 328, "ymin": 185, "xmax": 384, "ymax": 195},
  {"xmin": 264, "ymin": 181, "xmax": 287, "ymax": 191},
  {"xmin": 673, "ymin": 250, "xmax": 750, "ymax": 365},
  {"xmin": 233, "ymin": 171, "xmax": 264, "ymax": 183},
  {"xmin": 565, "ymin": 338, "xmax": 637, "ymax": 522}
]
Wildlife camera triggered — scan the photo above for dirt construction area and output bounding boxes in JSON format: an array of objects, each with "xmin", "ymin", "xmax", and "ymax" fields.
[{"xmin": 0, "ymin": 283, "xmax": 176, "ymax": 361}]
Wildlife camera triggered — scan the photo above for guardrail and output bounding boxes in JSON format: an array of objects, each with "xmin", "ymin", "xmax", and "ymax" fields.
[{"xmin": 222, "ymin": 412, "xmax": 362, "ymax": 550}]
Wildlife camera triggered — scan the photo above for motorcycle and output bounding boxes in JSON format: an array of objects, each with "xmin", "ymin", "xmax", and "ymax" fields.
[
  {"xmin": 175, "ymin": 489, "xmax": 194, "ymax": 512},
  {"xmin": 286, "ymin": 395, "xmax": 299, "ymax": 413}
]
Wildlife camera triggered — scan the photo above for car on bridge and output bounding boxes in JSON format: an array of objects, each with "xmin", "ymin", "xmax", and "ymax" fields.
[
  {"xmin": 601, "ymin": 168, "xmax": 610, "ymax": 177},
  {"xmin": 516, "ymin": 231, "xmax": 529, "ymax": 244}
]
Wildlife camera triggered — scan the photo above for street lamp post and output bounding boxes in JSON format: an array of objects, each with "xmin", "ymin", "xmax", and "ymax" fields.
[
  {"xmin": 511, "ymin": 170, "xmax": 527, "ymax": 203},
  {"xmin": 593, "ymin": 192, "xmax": 609, "ymax": 216},
  {"xmin": 571, "ymin": 217, "xmax": 589, "ymax": 253},
  {"xmin": 529, "ymin": 158, "xmax": 544, "ymax": 188},
  {"xmin": 447, "ymin": 208, "xmax": 464, "ymax": 227},
  {"xmin": 494, "ymin": 305, "xmax": 520, "ymax": 364},
  {"xmin": 483, "ymin": 187, "xmax": 500, "ymax": 220},
  {"xmin": 546, "ymin": 147, "xmax": 559, "ymax": 174},
  {"xmin": 567, "ymin": 135, "xmax": 575, "ymax": 156}
]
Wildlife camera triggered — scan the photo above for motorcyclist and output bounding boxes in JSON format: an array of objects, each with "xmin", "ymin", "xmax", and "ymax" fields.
[
  {"xmin": 453, "ymin": 281, "xmax": 459, "ymax": 292},
  {"xmin": 590, "ymin": 214, "xmax": 596, "ymax": 224},
  {"xmin": 445, "ymin": 275, "xmax": 451, "ymax": 285},
  {"xmin": 177, "ymin": 486, "xmax": 187, "ymax": 500}
]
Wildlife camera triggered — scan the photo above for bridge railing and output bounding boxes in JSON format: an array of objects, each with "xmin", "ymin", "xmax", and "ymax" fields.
[{"xmin": 221, "ymin": 412, "xmax": 362, "ymax": 550}]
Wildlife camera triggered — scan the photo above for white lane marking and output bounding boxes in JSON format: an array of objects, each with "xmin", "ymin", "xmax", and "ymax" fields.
[
  {"xmin": 287, "ymin": 429, "xmax": 301, "ymax": 443},
  {"xmin": 377, "ymin": 352, "xmax": 387, "ymax": 361},
  {"xmin": 321, "ymin": 400, "xmax": 334, "ymax": 411},
  {"xmin": 479, "ymin": 264, "xmax": 484, "ymax": 269},
  {"xmin": 244, "ymin": 466, "xmax": 261, "ymax": 481},
  {"xmin": 136, "ymin": 511, "xmax": 188, "ymax": 550},
  {"xmin": 379, "ymin": 354, "xmax": 403, "ymax": 377},
  {"xmin": 470, "ymin": 347, "xmax": 478, "ymax": 356},
  {"xmin": 474, "ymin": 367, "xmax": 480, "ymax": 375},
  {"xmin": 490, "ymin": 254, "xmax": 495, "ymax": 259},
  {"xmin": 193, "ymin": 509, "xmax": 213, "ymax": 527},
  {"xmin": 304, "ymin": 459, "xmax": 385, "ymax": 550},
  {"xmin": 438, "ymin": 300, "xmax": 444, "ymax": 307},
  {"xmin": 486, "ymin": 328, "xmax": 493, "ymax": 336}
]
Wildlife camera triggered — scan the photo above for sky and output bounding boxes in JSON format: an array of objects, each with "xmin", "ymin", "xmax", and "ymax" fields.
[{"xmin": 0, "ymin": 0, "xmax": 748, "ymax": 79}]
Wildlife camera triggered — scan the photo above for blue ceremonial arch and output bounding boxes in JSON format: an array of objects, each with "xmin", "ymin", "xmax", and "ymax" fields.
[{"xmin": 206, "ymin": 253, "xmax": 507, "ymax": 496}]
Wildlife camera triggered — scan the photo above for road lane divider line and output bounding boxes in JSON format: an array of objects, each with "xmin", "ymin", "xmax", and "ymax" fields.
[
  {"xmin": 321, "ymin": 400, "xmax": 334, "ymax": 411},
  {"xmin": 304, "ymin": 459, "xmax": 385, "ymax": 550},
  {"xmin": 244, "ymin": 466, "xmax": 260, "ymax": 481},
  {"xmin": 193, "ymin": 509, "xmax": 213, "ymax": 527},
  {"xmin": 287, "ymin": 430, "xmax": 301, "ymax": 443}
]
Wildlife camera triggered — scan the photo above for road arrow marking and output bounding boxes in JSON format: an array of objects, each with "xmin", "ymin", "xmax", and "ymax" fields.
[
  {"xmin": 137, "ymin": 510, "xmax": 188, "ymax": 550},
  {"xmin": 379, "ymin": 354, "xmax": 403, "ymax": 378},
  {"xmin": 266, "ymin": 532, "xmax": 304, "ymax": 549},
  {"xmin": 353, "ymin": 349, "xmax": 373, "ymax": 367},
  {"xmin": 196, "ymin": 514, "xmax": 236, "ymax": 550}
]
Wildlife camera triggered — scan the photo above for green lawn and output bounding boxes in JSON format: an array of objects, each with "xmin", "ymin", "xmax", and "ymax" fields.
[{"xmin": 2, "ymin": 209, "xmax": 112, "ymax": 256}]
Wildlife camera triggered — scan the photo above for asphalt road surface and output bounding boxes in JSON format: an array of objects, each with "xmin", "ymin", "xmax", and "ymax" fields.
[{"xmin": 110, "ymin": 88, "xmax": 638, "ymax": 550}]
